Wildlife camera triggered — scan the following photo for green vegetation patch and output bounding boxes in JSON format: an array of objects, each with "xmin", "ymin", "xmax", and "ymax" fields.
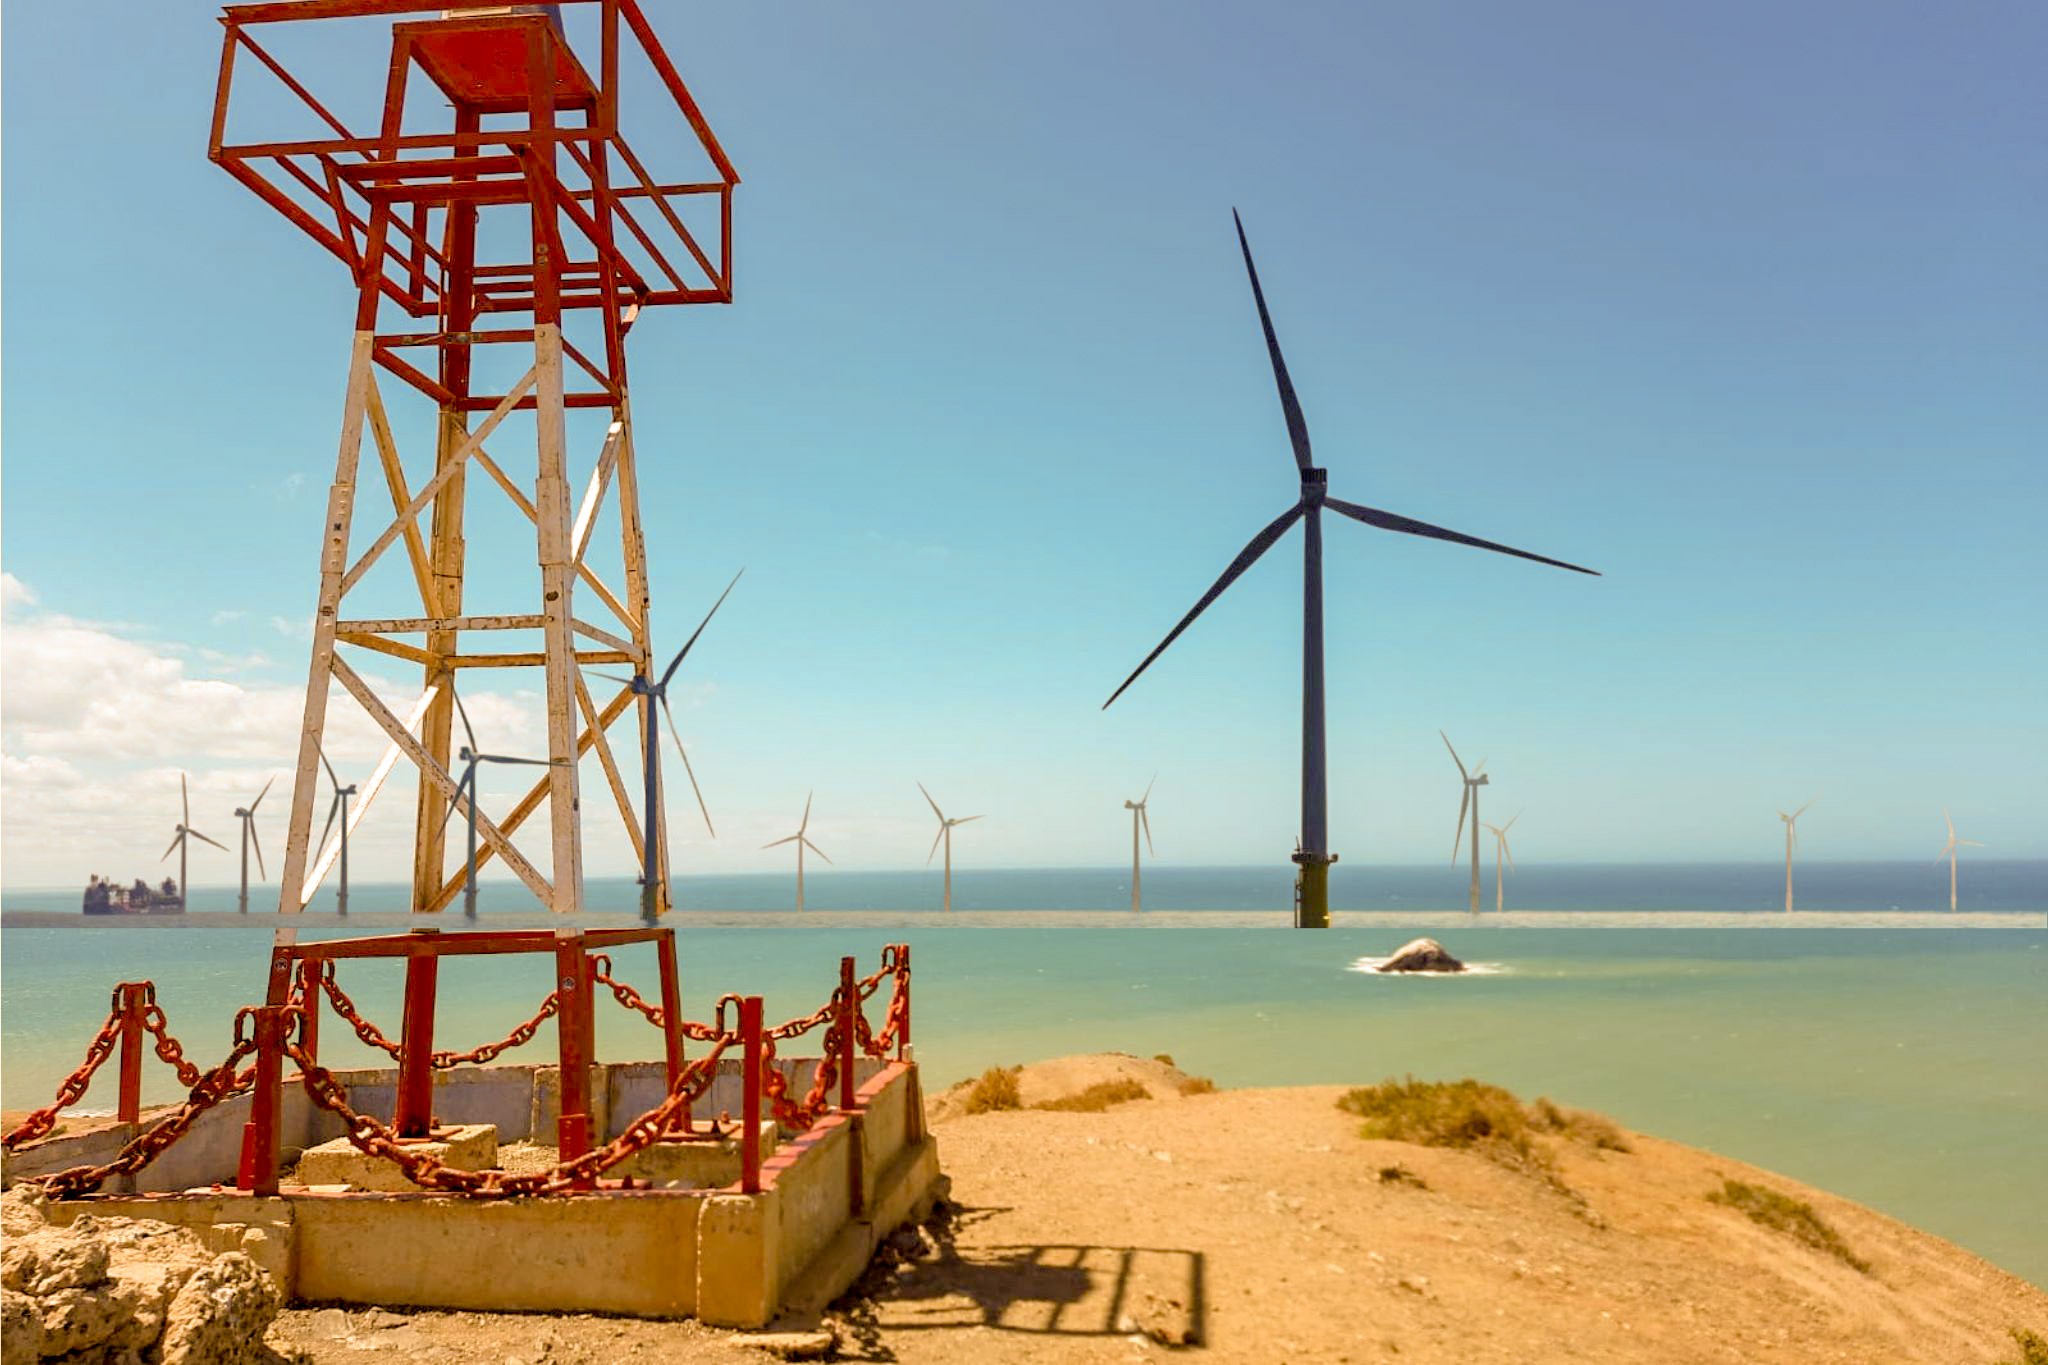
[
  {"xmin": 961, "ymin": 1066, "xmax": 1023, "ymax": 1115},
  {"xmin": 1707, "ymin": 1179, "xmax": 1870, "ymax": 1273},
  {"xmin": 1035, "ymin": 1078, "xmax": 1150, "ymax": 1113}
]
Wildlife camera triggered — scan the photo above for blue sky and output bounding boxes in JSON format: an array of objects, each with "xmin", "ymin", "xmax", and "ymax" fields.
[{"xmin": 3, "ymin": 0, "xmax": 2044, "ymax": 889}]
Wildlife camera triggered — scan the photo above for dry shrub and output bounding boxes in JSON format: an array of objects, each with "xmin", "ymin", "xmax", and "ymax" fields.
[
  {"xmin": 1177, "ymin": 1075, "xmax": 1219, "ymax": 1096},
  {"xmin": 1999, "ymin": 1328, "xmax": 2048, "ymax": 1365},
  {"xmin": 1531, "ymin": 1096, "xmax": 1632, "ymax": 1152},
  {"xmin": 962, "ymin": 1066, "xmax": 1023, "ymax": 1115},
  {"xmin": 1035, "ymin": 1078, "xmax": 1149, "ymax": 1113},
  {"xmin": 1339, "ymin": 1077, "xmax": 1550, "ymax": 1168},
  {"xmin": 1707, "ymin": 1179, "xmax": 1870, "ymax": 1273},
  {"xmin": 1152, "ymin": 1053, "xmax": 1176, "ymax": 1066}
]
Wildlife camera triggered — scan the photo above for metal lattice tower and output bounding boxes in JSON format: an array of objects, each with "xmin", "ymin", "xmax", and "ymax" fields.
[{"xmin": 209, "ymin": 0, "xmax": 738, "ymax": 914}]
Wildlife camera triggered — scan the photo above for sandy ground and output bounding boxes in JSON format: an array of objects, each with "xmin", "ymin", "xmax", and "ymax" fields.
[{"xmin": 253, "ymin": 1054, "xmax": 2046, "ymax": 1365}]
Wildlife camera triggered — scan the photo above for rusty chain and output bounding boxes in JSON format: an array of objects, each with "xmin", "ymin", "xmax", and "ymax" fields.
[
  {"xmin": 26, "ymin": 1010, "xmax": 265, "ymax": 1197},
  {"xmin": 2, "ymin": 988, "xmax": 128, "ymax": 1149},
  {"xmin": 140, "ymin": 995, "xmax": 206, "ymax": 1091},
  {"xmin": 319, "ymin": 964, "xmax": 562, "ymax": 1069},
  {"xmin": 283, "ymin": 1026, "xmax": 734, "ymax": 1197}
]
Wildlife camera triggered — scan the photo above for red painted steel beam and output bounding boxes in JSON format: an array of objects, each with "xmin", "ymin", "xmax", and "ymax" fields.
[
  {"xmin": 554, "ymin": 930, "xmax": 593, "ymax": 1166},
  {"xmin": 116, "ymin": 985, "xmax": 147, "ymax": 1126},
  {"xmin": 740, "ymin": 995, "xmax": 763, "ymax": 1195},
  {"xmin": 225, "ymin": 0, "xmax": 598, "ymax": 25},
  {"xmin": 395, "ymin": 927, "xmax": 441, "ymax": 1138}
]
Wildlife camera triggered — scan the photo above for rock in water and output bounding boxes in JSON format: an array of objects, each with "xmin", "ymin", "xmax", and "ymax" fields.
[{"xmin": 1375, "ymin": 938, "xmax": 1466, "ymax": 973}]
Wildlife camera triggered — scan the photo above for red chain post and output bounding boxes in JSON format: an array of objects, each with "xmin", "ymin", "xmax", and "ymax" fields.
[
  {"xmin": 294, "ymin": 961, "xmax": 322, "ymax": 1068},
  {"xmin": 740, "ymin": 995, "xmax": 763, "ymax": 1195},
  {"xmin": 838, "ymin": 956, "xmax": 857, "ymax": 1113},
  {"xmin": 116, "ymin": 984, "xmax": 148, "ymax": 1125},
  {"xmin": 555, "ymin": 929, "xmax": 593, "ymax": 1168},
  {"xmin": 236, "ymin": 1006, "xmax": 286, "ymax": 1196},
  {"xmin": 396, "ymin": 926, "xmax": 442, "ymax": 1139},
  {"xmin": 905, "ymin": 945, "xmax": 921, "ymax": 1064},
  {"xmin": 657, "ymin": 929, "xmax": 689, "ymax": 1133}
]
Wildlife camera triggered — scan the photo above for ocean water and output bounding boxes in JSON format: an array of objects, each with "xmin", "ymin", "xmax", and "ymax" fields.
[
  {"xmin": 2, "ymin": 916, "xmax": 2042, "ymax": 1288},
  {"xmin": 11, "ymin": 860, "xmax": 2045, "ymax": 915}
]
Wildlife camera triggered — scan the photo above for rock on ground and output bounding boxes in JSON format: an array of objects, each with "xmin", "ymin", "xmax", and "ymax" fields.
[{"xmin": 0, "ymin": 1184, "xmax": 299, "ymax": 1364}]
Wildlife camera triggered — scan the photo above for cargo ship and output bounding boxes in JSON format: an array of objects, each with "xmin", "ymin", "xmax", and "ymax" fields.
[{"xmin": 82, "ymin": 876, "xmax": 184, "ymax": 915}]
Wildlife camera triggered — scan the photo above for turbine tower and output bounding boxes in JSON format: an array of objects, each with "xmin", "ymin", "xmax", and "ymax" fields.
[
  {"xmin": 1124, "ymin": 777, "xmax": 1156, "ymax": 913},
  {"xmin": 919, "ymin": 783, "xmax": 982, "ymax": 914},
  {"xmin": 1482, "ymin": 812, "xmax": 1519, "ymax": 914},
  {"xmin": 1779, "ymin": 800, "xmax": 1815, "ymax": 913},
  {"xmin": 1442, "ymin": 732, "xmax": 1490, "ymax": 915},
  {"xmin": 438, "ymin": 691, "xmax": 556, "ymax": 918},
  {"xmin": 1102, "ymin": 211, "xmax": 1598, "ymax": 929},
  {"xmin": 161, "ymin": 774, "xmax": 226, "ymax": 909},
  {"xmin": 1935, "ymin": 809, "xmax": 1984, "ymax": 913},
  {"xmin": 233, "ymin": 776, "xmax": 275, "ymax": 914},
  {"xmin": 762, "ymin": 792, "xmax": 830, "ymax": 912},
  {"xmin": 315, "ymin": 751, "xmax": 359, "ymax": 915},
  {"xmin": 207, "ymin": 0, "xmax": 738, "ymax": 913},
  {"xmin": 598, "ymin": 570, "xmax": 739, "ymax": 922}
]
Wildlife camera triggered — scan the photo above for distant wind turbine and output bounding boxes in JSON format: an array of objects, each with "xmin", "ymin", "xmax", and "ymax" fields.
[
  {"xmin": 1935, "ymin": 808, "xmax": 1984, "ymax": 913},
  {"xmin": 1779, "ymin": 800, "xmax": 1816, "ymax": 913},
  {"xmin": 597, "ymin": 569, "xmax": 739, "ymax": 922},
  {"xmin": 919, "ymin": 783, "xmax": 982, "ymax": 914},
  {"xmin": 1442, "ymin": 732, "xmax": 1490, "ymax": 915},
  {"xmin": 1124, "ymin": 777, "xmax": 1156, "ymax": 914},
  {"xmin": 762, "ymin": 791, "xmax": 831, "ymax": 912},
  {"xmin": 233, "ymin": 776, "xmax": 275, "ymax": 914},
  {"xmin": 439, "ymin": 690, "xmax": 556, "ymax": 918},
  {"xmin": 315, "ymin": 748, "xmax": 359, "ymax": 915},
  {"xmin": 1102, "ymin": 210, "xmax": 1598, "ymax": 930},
  {"xmin": 161, "ymin": 773, "xmax": 226, "ymax": 909},
  {"xmin": 1483, "ymin": 812, "xmax": 1519, "ymax": 914}
]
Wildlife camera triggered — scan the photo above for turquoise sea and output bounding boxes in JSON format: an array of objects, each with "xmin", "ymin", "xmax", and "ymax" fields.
[{"xmin": 2, "ymin": 875, "xmax": 2043, "ymax": 1287}]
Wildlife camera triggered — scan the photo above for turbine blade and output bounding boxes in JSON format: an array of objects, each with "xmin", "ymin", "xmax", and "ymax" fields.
[
  {"xmin": 954, "ymin": 815, "xmax": 984, "ymax": 824},
  {"xmin": 252, "ymin": 823, "xmax": 267, "ymax": 881},
  {"xmin": 191, "ymin": 830, "xmax": 228, "ymax": 852},
  {"xmin": 661, "ymin": 697, "xmax": 716, "ymax": 837},
  {"xmin": 591, "ymin": 672, "xmax": 637, "ymax": 687},
  {"xmin": 162, "ymin": 831, "xmax": 183, "ymax": 861},
  {"xmin": 1796, "ymin": 799, "xmax": 1817, "ymax": 819},
  {"xmin": 926, "ymin": 825, "xmax": 945, "ymax": 866},
  {"xmin": 801, "ymin": 790, "xmax": 813, "ymax": 835},
  {"xmin": 1452, "ymin": 787, "xmax": 1469, "ymax": 862},
  {"xmin": 1232, "ymin": 208, "xmax": 1312, "ymax": 473},
  {"xmin": 1438, "ymin": 730, "xmax": 1467, "ymax": 777},
  {"xmin": 1503, "ymin": 836, "xmax": 1516, "ymax": 873},
  {"xmin": 1102, "ymin": 501, "xmax": 1306, "ymax": 709},
  {"xmin": 762, "ymin": 835, "xmax": 799, "ymax": 849},
  {"xmin": 250, "ymin": 774, "xmax": 276, "ymax": 811},
  {"xmin": 319, "ymin": 793, "xmax": 340, "ymax": 854},
  {"xmin": 181, "ymin": 772, "xmax": 190, "ymax": 825},
  {"xmin": 452, "ymin": 687, "xmax": 478, "ymax": 755},
  {"xmin": 1961, "ymin": 839, "xmax": 1985, "ymax": 847},
  {"xmin": 1143, "ymin": 773, "xmax": 1156, "ymax": 804},
  {"xmin": 803, "ymin": 836, "xmax": 834, "ymax": 866},
  {"xmin": 659, "ymin": 568, "xmax": 744, "ymax": 692},
  {"xmin": 478, "ymin": 754, "xmax": 555, "ymax": 766},
  {"xmin": 1141, "ymin": 806, "xmax": 1154, "ymax": 858},
  {"xmin": 1944, "ymin": 808, "xmax": 1955, "ymax": 839},
  {"xmin": 1505, "ymin": 811, "xmax": 1521, "ymax": 831},
  {"xmin": 1326, "ymin": 497, "xmax": 1600, "ymax": 576},
  {"xmin": 318, "ymin": 745, "xmax": 339, "ymax": 789},
  {"xmin": 432, "ymin": 771, "xmax": 474, "ymax": 846},
  {"xmin": 918, "ymin": 781, "xmax": 945, "ymax": 823}
]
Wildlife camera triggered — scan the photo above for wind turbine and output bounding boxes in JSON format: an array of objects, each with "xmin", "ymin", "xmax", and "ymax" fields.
[
  {"xmin": 919, "ymin": 783, "xmax": 982, "ymax": 914},
  {"xmin": 595, "ymin": 569, "xmax": 739, "ymax": 922},
  {"xmin": 1124, "ymin": 777, "xmax": 1156, "ymax": 913},
  {"xmin": 1442, "ymin": 732, "xmax": 1490, "ymax": 915},
  {"xmin": 316, "ymin": 749, "xmax": 358, "ymax": 915},
  {"xmin": 233, "ymin": 776, "xmax": 275, "ymax": 914},
  {"xmin": 761, "ymin": 791, "xmax": 831, "ymax": 912},
  {"xmin": 1482, "ymin": 812, "xmax": 1520, "ymax": 914},
  {"xmin": 1101, "ymin": 211, "xmax": 1599, "ymax": 929},
  {"xmin": 161, "ymin": 773, "xmax": 226, "ymax": 909},
  {"xmin": 1935, "ymin": 809, "xmax": 1984, "ymax": 912},
  {"xmin": 1779, "ymin": 800, "xmax": 1816, "ymax": 913},
  {"xmin": 439, "ymin": 690, "xmax": 556, "ymax": 918}
]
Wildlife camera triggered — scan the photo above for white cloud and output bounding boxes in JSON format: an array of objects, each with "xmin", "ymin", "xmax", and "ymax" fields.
[
  {"xmin": 210, "ymin": 609, "xmax": 247, "ymax": 626},
  {"xmin": 1, "ymin": 573, "xmax": 37, "ymax": 612}
]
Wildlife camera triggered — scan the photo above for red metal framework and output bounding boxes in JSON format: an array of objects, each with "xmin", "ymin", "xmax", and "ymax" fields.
[{"xmin": 209, "ymin": 0, "xmax": 739, "ymax": 914}]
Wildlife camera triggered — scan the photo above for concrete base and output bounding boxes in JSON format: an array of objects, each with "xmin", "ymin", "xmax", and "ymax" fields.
[
  {"xmin": 295, "ymin": 1124, "xmax": 498, "ymax": 1192},
  {"xmin": 616, "ymin": 1122, "xmax": 779, "ymax": 1190}
]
